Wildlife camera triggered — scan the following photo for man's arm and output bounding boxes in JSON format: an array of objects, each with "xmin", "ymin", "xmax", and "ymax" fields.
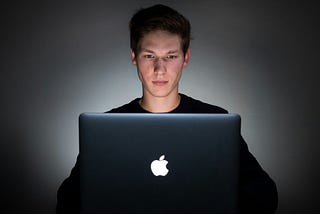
[
  {"xmin": 239, "ymin": 136, "xmax": 278, "ymax": 213},
  {"xmin": 56, "ymin": 156, "xmax": 80, "ymax": 214}
]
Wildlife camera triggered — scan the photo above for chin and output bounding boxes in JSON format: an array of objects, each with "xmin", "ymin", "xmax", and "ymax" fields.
[
  {"xmin": 145, "ymin": 86, "xmax": 178, "ymax": 98},
  {"xmin": 151, "ymin": 93, "xmax": 170, "ymax": 98}
]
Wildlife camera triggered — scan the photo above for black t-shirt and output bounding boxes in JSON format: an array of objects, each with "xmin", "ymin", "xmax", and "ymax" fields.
[
  {"xmin": 56, "ymin": 94, "xmax": 278, "ymax": 214},
  {"xmin": 108, "ymin": 94, "xmax": 227, "ymax": 114}
]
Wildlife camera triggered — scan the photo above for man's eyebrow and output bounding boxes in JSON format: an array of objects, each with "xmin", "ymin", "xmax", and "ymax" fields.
[
  {"xmin": 167, "ymin": 50, "xmax": 179, "ymax": 54},
  {"xmin": 140, "ymin": 49, "xmax": 179, "ymax": 54},
  {"xmin": 140, "ymin": 48, "xmax": 155, "ymax": 53}
]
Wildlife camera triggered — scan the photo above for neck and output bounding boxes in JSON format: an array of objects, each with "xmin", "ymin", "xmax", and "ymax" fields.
[{"xmin": 139, "ymin": 93, "xmax": 181, "ymax": 113}]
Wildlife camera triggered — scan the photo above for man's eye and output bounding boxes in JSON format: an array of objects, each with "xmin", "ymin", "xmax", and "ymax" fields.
[
  {"xmin": 167, "ymin": 55, "xmax": 177, "ymax": 59},
  {"xmin": 144, "ymin": 55, "xmax": 154, "ymax": 59}
]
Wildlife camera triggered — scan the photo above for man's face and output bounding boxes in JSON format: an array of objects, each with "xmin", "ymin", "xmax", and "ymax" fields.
[{"xmin": 130, "ymin": 30, "xmax": 190, "ymax": 99}]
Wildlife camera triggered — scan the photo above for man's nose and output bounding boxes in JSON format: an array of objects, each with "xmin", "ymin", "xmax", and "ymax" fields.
[{"xmin": 154, "ymin": 58, "xmax": 166, "ymax": 73}]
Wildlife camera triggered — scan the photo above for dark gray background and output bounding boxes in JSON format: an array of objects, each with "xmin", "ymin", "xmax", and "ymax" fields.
[{"xmin": 1, "ymin": 0, "xmax": 319, "ymax": 213}]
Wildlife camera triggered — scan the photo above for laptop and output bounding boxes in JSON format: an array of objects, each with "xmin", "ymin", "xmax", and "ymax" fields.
[{"xmin": 79, "ymin": 113, "xmax": 240, "ymax": 214}]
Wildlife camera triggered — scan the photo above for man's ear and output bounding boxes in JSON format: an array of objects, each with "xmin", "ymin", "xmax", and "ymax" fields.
[
  {"xmin": 130, "ymin": 49, "xmax": 137, "ymax": 66},
  {"xmin": 183, "ymin": 48, "xmax": 190, "ymax": 68}
]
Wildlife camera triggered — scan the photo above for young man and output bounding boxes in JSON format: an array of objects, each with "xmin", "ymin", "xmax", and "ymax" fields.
[{"xmin": 57, "ymin": 4, "xmax": 278, "ymax": 213}]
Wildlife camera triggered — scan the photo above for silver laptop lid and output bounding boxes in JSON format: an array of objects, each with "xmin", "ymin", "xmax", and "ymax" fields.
[{"xmin": 79, "ymin": 113, "xmax": 240, "ymax": 214}]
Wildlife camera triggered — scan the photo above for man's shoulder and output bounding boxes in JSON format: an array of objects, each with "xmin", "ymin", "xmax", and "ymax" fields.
[
  {"xmin": 107, "ymin": 98, "xmax": 143, "ymax": 113},
  {"xmin": 178, "ymin": 94, "xmax": 228, "ymax": 113}
]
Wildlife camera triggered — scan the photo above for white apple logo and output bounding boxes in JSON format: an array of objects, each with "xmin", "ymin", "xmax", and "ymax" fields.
[{"xmin": 150, "ymin": 155, "xmax": 169, "ymax": 176}]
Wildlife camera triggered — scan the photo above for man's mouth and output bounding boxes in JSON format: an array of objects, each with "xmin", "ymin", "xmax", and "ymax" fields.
[{"xmin": 152, "ymin": 80, "xmax": 168, "ymax": 86}]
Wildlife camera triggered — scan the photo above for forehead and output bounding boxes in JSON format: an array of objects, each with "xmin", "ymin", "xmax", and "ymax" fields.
[{"xmin": 139, "ymin": 30, "xmax": 182, "ymax": 52}]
